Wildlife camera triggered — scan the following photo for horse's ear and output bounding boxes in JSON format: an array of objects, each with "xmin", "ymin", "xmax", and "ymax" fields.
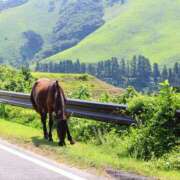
[
  {"xmin": 53, "ymin": 80, "xmax": 59, "ymax": 91},
  {"xmin": 55, "ymin": 80, "xmax": 59, "ymax": 88}
]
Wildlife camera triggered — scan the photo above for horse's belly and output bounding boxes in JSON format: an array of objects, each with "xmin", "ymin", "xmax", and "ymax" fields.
[{"xmin": 34, "ymin": 90, "xmax": 48, "ymax": 113}]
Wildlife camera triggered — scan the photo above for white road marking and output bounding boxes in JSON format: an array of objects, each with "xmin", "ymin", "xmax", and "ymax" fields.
[{"xmin": 0, "ymin": 143, "xmax": 86, "ymax": 180}]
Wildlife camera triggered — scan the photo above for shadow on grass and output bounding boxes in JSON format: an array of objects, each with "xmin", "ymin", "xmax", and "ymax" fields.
[{"xmin": 31, "ymin": 136, "xmax": 58, "ymax": 147}]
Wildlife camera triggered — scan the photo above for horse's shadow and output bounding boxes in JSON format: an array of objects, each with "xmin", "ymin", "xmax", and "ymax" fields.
[{"xmin": 31, "ymin": 136, "xmax": 58, "ymax": 147}]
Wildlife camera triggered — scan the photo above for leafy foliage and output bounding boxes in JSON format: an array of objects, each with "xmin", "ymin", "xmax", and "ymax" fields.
[
  {"xmin": 127, "ymin": 81, "xmax": 178, "ymax": 159},
  {"xmin": 0, "ymin": 65, "xmax": 34, "ymax": 92},
  {"xmin": 70, "ymin": 85, "xmax": 91, "ymax": 100}
]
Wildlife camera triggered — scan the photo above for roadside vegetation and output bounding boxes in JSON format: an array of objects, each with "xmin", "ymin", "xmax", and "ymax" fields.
[{"xmin": 0, "ymin": 65, "xmax": 179, "ymax": 179}]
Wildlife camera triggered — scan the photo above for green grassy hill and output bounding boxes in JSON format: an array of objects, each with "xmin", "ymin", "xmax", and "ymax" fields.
[
  {"xmin": 0, "ymin": 0, "xmax": 60, "ymax": 64},
  {"xmin": 32, "ymin": 72, "xmax": 123, "ymax": 98},
  {"xmin": 0, "ymin": 0, "xmax": 123, "ymax": 65},
  {"xmin": 0, "ymin": 64, "xmax": 123, "ymax": 97},
  {"xmin": 44, "ymin": 0, "xmax": 180, "ymax": 65}
]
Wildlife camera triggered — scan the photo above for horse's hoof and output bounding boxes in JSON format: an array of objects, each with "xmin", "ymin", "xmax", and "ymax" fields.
[
  {"xmin": 44, "ymin": 136, "xmax": 48, "ymax": 140},
  {"xmin": 58, "ymin": 141, "xmax": 66, "ymax": 146},
  {"xmin": 48, "ymin": 138, "xmax": 53, "ymax": 142},
  {"xmin": 70, "ymin": 140, "xmax": 75, "ymax": 145}
]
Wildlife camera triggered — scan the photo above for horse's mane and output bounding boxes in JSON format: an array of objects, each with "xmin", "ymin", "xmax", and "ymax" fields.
[{"xmin": 54, "ymin": 80, "xmax": 66, "ymax": 120}]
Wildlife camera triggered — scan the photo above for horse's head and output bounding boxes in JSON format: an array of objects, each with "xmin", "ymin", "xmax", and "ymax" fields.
[{"xmin": 53, "ymin": 80, "xmax": 66, "ymax": 121}]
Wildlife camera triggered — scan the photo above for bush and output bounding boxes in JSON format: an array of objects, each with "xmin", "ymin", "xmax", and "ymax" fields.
[
  {"xmin": 128, "ymin": 95, "xmax": 155, "ymax": 125},
  {"xmin": 127, "ymin": 81, "xmax": 177, "ymax": 160},
  {"xmin": 70, "ymin": 85, "xmax": 91, "ymax": 100},
  {"xmin": 78, "ymin": 74, "xmax": 89, "ymax": 81},
  {"xmin": 112, "ymin": 86, "xmax": 138, "ymax": 104},
  {"xmin": 0, "ymin": 65, "xmax": 35, "ymax": 92}
]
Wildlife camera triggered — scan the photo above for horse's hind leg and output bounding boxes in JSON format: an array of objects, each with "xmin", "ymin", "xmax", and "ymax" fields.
[
  {"xmin": 57, "ymin": 120, "xmax": 67, "ymax": 146},
  {"xmin": 66, "ymin": 121, "xmax": 75, "ymax": 145},
  {"xmin": 48, "ymin": 113, "xmax": 53, "ymax": 142},
  {"xmin": 41, "ymin": 112, "xmax": 48, "ymax": 140}
]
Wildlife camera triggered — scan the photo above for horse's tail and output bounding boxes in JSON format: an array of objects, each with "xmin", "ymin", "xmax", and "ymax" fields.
[
  {"xmin": 59, "ymin": 85, "xmax": 67, "ymax": 104},
  {"xmin": 59, "ymin": 83, "xmax": 72, "ymax": 119},
  {"xmin": 30, "ymin": 82, "xmax": 39, "ymax": 112}
]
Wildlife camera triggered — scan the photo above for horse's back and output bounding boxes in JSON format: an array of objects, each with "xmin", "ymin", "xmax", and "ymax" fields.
[{"xmin": 31, "ymin": 78, "xmax": 54, "ymax": 113}]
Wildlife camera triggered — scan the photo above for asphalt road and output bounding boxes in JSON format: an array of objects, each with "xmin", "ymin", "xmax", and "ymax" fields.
[{"xmin": 0, "ymin": 139, "xmax": 105, "ymax": 180}]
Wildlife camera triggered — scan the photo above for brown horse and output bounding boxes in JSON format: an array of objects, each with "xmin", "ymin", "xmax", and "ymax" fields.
[{"xmin": 30, "ymin": 78, "xmax": 75, "ymax": 146}]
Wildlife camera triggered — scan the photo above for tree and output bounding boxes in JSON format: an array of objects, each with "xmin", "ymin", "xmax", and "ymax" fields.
[
  {"xmin": 153, "ymin": 63, "xmax": 160, "ymax": 84},
  {"xmin": 111, "ymin": 57, "xmax": 119, "ymax": 83},
  {"xmin": 168, "ymin": 68, "xmax": 174, "ymax": 85},
  {"xmin": 80, "ymin": 63, "xmax": 86, "ymax": 73},
  {"xmin": 34, "ymin": 56, "xmax": 179, "ymax": 92},
  {"xmin": 130, "ymin": 56, "xmax": 137, "ymax": 77},
  {"xmin": 161, "ymin": 65, "xmax": 168, "ymax": 81},
  {"xmin": 173, "ymin": 62, "xmax": 180, "ymax": 87},
  {"xmin": 74, "ymin": 59, "xmax": 81, "ymax": 73}
]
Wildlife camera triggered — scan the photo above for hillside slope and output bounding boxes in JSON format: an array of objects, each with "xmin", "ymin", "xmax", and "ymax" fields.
[
  {"xmin": 45, "ymin": 0, "xmax": 180, "ymax": 65},
  {"xmin": 0, "ymin": 0, "xmax": 124, "ymax": 65},
  {"xmin": 0, "ymin": 0, "xmax": 60, "ymax": 65},
  {"xmin": 32, "ymin": 72, "xmax": 123, "ymax": 98},
  {"xmin": 0, "ymin": 0, "xmax": 28, "ymax": 11}
]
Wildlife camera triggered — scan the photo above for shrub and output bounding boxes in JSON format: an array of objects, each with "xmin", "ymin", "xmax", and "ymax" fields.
[
  {"xmin": 70, "ymin": 85, "xmax": 91, "ymax": 100},
  {"xmin": 78, "ymin": 74, "xmax": 89, "ymax": 81},
  {"xmin": 112, "ymin": 86, "xmax": 138, "ymax": 104},
  {"xmin": 149, "ymin": 146, "xmax": 180, "ymax": 170},
  {"xmin": 0, "ymin": 65, "xmax": 35, "ymax": 92},
  {"xmin": 127, "ymin": 81, "xmax": 177, "ymax": 160}
]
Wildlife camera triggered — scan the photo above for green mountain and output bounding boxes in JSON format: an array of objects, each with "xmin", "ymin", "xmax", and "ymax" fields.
[
  {"xmin": 44, "ymin": 0, "xmax": 180, "ymax": 65},
  {"xmin": 0, "ymin": 0, "xmax": 124, "ymax": 65},
  {"xmin": 0, "ymin": 0, "xmax": 60, "ymax": 65},
  {"xmin": 0, "ymin": 0, "xmax": 28, "ymax": 11}
]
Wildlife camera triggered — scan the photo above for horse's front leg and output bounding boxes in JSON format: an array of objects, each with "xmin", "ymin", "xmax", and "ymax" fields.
[
  {"xmin": 57, "ymin": 120, "xmax": 67, "ymax": 146},
  {"xmin": 66, "ymin": 121, "xmax": 75, "ymax": 145},
  {"xmin": 41, "ymin": 112, "xmax": 48, "ymax": 140},
  {"xmin": 48, "ymin": 113, "xmax": 53, "ymax": 142}
]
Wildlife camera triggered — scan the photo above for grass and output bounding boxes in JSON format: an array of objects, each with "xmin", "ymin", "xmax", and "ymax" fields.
[
  {"xmin": 32, "ymin": 72, "xmax": 124, "ymax": 97},
  {"xmin": 0, "ymin": 0, "xmax": 60, "ymax": 63},
  {"xmin": 0, "ymin": 0, "xmax": 126, "ymax": 65},
  {"xmin": 0, "ymin": 118, "xmax": 179, "ymax": 179},
  {"xmin": 44, "ymin": 0, "xmax": 180, "ymax": 65},
  {"xmin": 103, "ymin": 1, "xmax": 128, "ymax": 22}
]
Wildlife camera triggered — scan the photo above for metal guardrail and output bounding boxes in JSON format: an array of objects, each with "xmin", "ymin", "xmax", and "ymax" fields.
[
  {"xmin": 0, "ymin": 90, "xmax": 135, "ymax": 125},
  {"xmin": 0, "ymin": 90, "xmax": 179, "ymax": 125}
]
